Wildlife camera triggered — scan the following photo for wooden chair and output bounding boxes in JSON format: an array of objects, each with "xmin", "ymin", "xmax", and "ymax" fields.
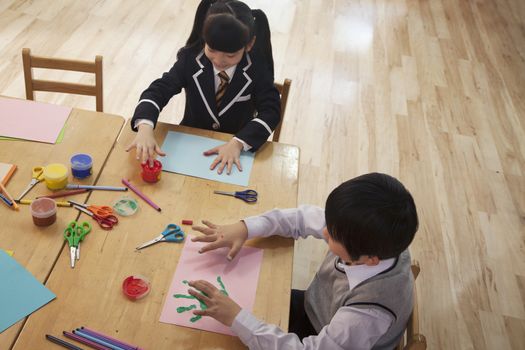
[
  {"xmin": 396, "ymin": 261, "xmax": 427, "ymax": 350},
  {"xmin": 22, "ymin": 48, "xmax": 103, "ymax": 112},
  {"xmin": 272, "ymin": 78, "xmax": 292, "ymax": 142}
]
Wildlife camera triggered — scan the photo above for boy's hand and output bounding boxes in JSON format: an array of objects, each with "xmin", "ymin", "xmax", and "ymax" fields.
[
  {"xmin": 188, "ymin": 280, "xmax": 241, "ymax": 327},
  {"xmin": 125, "ymin": 124, "xmax": 166, "ymax": 166},
  {"xmin": 204, "ymin": 138, "xmax": 243, "ymax": 175},
  {"xmin": 191, "ymin": 220, "xmax": 248, "ymax": 260}
]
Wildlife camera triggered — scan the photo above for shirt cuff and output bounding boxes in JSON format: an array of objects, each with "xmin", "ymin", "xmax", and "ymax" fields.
[
  {"xmin": 231, "ymin": 309, "xmax": 262, "ymax": 344},
  {"xmin": 234, "ymin": 137, "xmax": 252, "ymax": 151},
  {"xmin": 242, "ymin": 216, "xmax": 266, "ymax": 239},
  {"xmin": 134, "ymin": 119, "xmax": 155, "ymax": 129}
]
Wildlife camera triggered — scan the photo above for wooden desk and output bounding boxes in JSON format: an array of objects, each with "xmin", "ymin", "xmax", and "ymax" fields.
[
  {"xmin": 13, "ymin": 122, "xmax": 299, "ymax": 349},
  {"xmin": 0, "ymin": 107, "xmax": 124, "ymax": 348}
]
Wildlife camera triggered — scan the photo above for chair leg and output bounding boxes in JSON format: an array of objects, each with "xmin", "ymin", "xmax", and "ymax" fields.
[{"xmin": 22, "ymin": 48, "xmax": 34, "ymax": 100}]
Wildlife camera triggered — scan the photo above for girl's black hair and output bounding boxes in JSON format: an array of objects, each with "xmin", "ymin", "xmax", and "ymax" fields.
[
  {"xmin": 325, "ymin": 173, "xmax": 419, "ymax": 260},
  {"xmin": 184, "ymin": 0, "xmax": 274, "ymax": 77}
]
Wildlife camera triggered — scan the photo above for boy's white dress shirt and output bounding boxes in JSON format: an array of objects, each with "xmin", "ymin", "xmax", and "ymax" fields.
[{"xmin": 231, "ymin": 205, "xmax": 396, "ymax": 350}]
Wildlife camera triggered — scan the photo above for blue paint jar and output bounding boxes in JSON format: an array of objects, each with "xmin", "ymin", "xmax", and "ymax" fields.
[{"xmin": 70, "ymin": 153, "xmax": 93, "ymax": 179}]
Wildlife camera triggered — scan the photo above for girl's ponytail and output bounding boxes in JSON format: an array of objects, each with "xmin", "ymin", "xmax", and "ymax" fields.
[
  {"xmin": 185, "ymin": 0, "xmax": 217, "ymax": 51},
  {"xmin": 251, "ymin": 9, "xmax": 274, "ymax": 79}
]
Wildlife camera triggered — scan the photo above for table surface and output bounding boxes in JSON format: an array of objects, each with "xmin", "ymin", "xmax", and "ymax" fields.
[
  {"xmin": 0, "ymin": 106, "xmax": 125, "ymax": 348},
  {"xmin": 11, "ymin": 122, "xmax": 299, "ymax": 349}
]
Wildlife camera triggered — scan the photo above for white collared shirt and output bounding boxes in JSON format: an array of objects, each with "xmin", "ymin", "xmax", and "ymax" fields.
[{"xmin": 232, "ymin": 205, "xmax": 395, "ymax": 350}]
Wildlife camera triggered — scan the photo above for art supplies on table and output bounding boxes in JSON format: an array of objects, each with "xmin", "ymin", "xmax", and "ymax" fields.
[
  {"xmin": 141, "ymin": 159, "xmax": 162, "ymax": 183},
  {"xmin": 66, "ymin": 184, "xmax": 127, "ymax": 192},
  {"xmin": 0, "ymin": 162, "xmax": 16, "ymax": 185},
  {"xmin": 159, "ymin": 239, "xmax": 263, "ymax": 335},
  {"xmin": 0, "ymin": 250, "xmax": 56, "ymax": 333},
  {"xmin": 0, "ymin": 97, "xmax": 71, "ymax": 144},
  {"xmin": 2, "ymin": 249, "xmax": 14, "ymax": 256},
  {"xmin": 213, "ymin": 189, "xmax": 258, "ymax": 203},
  {"xmin": 135, "ymin": 224, "xmax": 185, "ymax": 250},
  {"xmin": 0, "ymin": 192, "xmax": 14, "ymax": 209},
  {"xmin": 43, "ymin": 163, "xmax": 69, "ymax": 190},
  {"xmin": 122, "ymin": 275, "xmax": 151, "ymax": 300},
  {"xmin": 17, "ymin": 166, "xmax": 45, "ymax": 201},
  {"xmin": 121, "ymin": 179, "xmax": 161, "ymax": 212},
  {"xmin": 63, "ymin": 331, "xmax": 109, "ymax": 350},
  {"xmin": 112, "ymin": 197, "xmax": 139, "ymax": 216},
  {"xmin": 70, "ymin": 153, "xmax": 93, "ymax": 179},
  {"xmin": 181, "ymin": 219, "xmax": 193, "ymax": 225},
  {"xmin": 161, "ymin": 131, "xmax": 255, "ymax": 186},
  {"xmin": 30, "ymin": 198, "xmax": 57, "ymax": 226}
]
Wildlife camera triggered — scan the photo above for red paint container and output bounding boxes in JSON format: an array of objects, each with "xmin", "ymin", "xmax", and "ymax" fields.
[
  {"xmin": 30, "ymin": 198, "xmax": 57, "ymax": 226},
  {"xmin": 122, "ymin": 275, "xmax": 150, "ymax": 300},
  {"xmin": 141, "ymin": 160, "xmax": 162, "ymax": 183}
]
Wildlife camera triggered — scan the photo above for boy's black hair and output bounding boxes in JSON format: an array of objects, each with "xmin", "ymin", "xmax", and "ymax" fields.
[
  {"xmin": 325, "ymin": 173, "xmax": 418, "ymax": 260},
  {"xmin": 184, "ymin": 0, "xmax": 274, "ymax": 77}
]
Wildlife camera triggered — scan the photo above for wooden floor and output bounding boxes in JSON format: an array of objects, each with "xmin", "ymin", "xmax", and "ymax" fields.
[{"xmin": 0, "ymin": 0, "xmax": 524, "ymax": 348}]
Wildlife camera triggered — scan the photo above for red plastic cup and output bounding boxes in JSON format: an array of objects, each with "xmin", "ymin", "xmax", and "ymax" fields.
[{"xmin": 141, "ymin": 160, "xmax": 162, "ymax": 183}]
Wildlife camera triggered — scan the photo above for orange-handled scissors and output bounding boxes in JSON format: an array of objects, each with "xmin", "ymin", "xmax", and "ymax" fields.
[
  {"xmin": 69, "ymin": 200, "xmax": 118, "ymax": 230},
  {"xmin": 68, "ymin": 200, "xmax": 114, "ymax": 218},
  {"xmin": 16, "ymin": 166, "xmax": 45, "ymax": 201},
  {"xmin": 87, "ymin": 204, "xmax": 114, "ymax": 218}
]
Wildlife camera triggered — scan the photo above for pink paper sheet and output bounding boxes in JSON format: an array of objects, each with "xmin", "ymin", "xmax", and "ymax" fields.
[
  {"xmin": 160, "ymin": 239, "xmax": 264, "ymax": 335},
  {"xmin": 0, "ymin": 97, "xmax": 71, "ymax": 143}
]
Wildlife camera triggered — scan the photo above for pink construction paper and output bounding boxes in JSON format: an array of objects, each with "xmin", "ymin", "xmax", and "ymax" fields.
[
  {"xmin": 0, "ymin": 97, "xmax": 71, "ymax": 143},
  {"xmin": 160, "ymin": 239, "xmax": 263, "ymax": 336}
]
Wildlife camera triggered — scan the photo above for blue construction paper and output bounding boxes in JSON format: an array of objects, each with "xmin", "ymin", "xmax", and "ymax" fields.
[
  {"xmin": 161, "ymin": 131, "xmax": 254, "ymax": 186},
  {"xmin": 0, "ymin": 250, "xmax": 56, "ymax": 333}
]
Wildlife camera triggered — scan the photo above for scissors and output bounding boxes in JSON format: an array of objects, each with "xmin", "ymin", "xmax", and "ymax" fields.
[
  {"xmin": 136, "ymin": 224, "xmax": 185, "ymax": 250},
  {"xmin": 70, "ymin": 200, "xmax": 114, "ymax": 218},
  {"xmin": 213, "ymin": 189, "xmax": 258, "ymax": 203},
  {"xmin": 69, "ymin": 201, "xmax": 118, "ymax": 230},
  {"xmin": 64, "ymin": 221, "xmax": 91, "ymax": 268},
  {"xmin": 17, "ymin": 166, "xmax": 45, "ymax": 201}
]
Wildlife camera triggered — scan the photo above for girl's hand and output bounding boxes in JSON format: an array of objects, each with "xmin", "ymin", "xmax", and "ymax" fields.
[
  {"xmin": 125, "ymin": 124, "xmax": 166, "ymax": 166},
  {"xmin": 204, "ymin": 138, "xmax": 244, "ymax": 175},
  {"xmin": 191, "ymin": 220, "xmax": 248, "ymax": 261},
  {"xmin": 188, "ymin": 280, "xmax": 241, "ymax": 327}
]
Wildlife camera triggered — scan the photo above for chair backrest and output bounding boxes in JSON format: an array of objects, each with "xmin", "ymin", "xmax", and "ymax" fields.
[
  {"xmin": 396, "ymin": 260, "xmax": 427, "ymax": 350},
  {"xmin": 272, "ymin": 78, "xmax": 292, "ymax": 142},
  {"xmin": 22, "ymin": 48, "xmax": 104, "ymax": 112}
]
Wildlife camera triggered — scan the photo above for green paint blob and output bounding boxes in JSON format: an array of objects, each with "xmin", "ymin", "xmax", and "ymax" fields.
[{"xmin": 177, "ymin": 304, "xmax": 196, "ymax": 313}]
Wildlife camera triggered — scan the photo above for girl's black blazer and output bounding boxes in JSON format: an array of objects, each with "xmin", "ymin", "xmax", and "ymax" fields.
[{"xmin": 131, "ymin": 48, "xmax": 281, "ymax": 151}]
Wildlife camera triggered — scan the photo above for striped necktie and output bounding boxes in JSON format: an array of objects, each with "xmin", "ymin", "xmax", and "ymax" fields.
[{"xmin": 216, "ymin": 71, "xmax": 229, "ymax": 107}]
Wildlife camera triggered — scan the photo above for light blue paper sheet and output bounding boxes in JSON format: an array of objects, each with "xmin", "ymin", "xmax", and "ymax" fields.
[
  {"xmin": 161, "ymin": 131, "xmax": 254, "ymax": 186},
  {"xmin": 0, "ymin": 250, "xmax": 56, "ymax": 333}
]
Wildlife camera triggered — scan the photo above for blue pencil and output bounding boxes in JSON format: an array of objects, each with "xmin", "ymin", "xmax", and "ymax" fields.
[{"xmin": 0, "ymin": 192, "xmax": 13, "ymax": 207}]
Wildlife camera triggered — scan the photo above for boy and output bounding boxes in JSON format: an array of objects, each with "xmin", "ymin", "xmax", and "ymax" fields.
[{"xmin": 188, "ymin": 172, "xmax": 419, "ymax": 349}]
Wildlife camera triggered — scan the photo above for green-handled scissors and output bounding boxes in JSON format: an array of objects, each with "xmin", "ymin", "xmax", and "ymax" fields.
[{"xmin": 64, "ymin": 221, "xmax": 91, "ymax": 268}]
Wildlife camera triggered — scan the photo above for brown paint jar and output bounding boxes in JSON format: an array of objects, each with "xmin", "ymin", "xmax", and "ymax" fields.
[{"xmin": 30, "ymin": 198, "xmax": 57, "ymax": 226}]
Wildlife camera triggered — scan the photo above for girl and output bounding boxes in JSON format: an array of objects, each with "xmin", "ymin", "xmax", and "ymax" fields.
[{"xmin": 126, "ymin": 0, "xmax": 280, "ymax": 175}]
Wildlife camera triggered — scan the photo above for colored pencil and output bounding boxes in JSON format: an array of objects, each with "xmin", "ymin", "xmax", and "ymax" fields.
[
  {"xmin": 45, "ymin": 334, "xmax": 84, "ymax": 350},
  {"xmin": 80, "ymin": 328, "xmax": 137, "ymax": 350},
  {"xmin": 63, "ymin": 331, "xmax": 111, "ymax": 350},
  {"xmin": 121, "ymin": 179, "xmax": 161, "ymax": 212},
  {"xmin": 37, "ymin": 189, "xmax": 88, "ymax": 199},
  {"xmin": 18, "ymin": 199, "xmax": 72, "ymax": 207},
  {"xmin": 66, "ymin": 184, "xmax": 128, "ymax": 191},
  {"xmin": 1, "ymin": 164, "xmax": 16, "ymax": 186},
  {"xmin": 73, "ymin": 330, "xmax": 126, "ymax": 350},
  {"xmin": 0, "ymin": 192, "xmax": 14, "ymax": 208},
  {"xmin": 0, "ymin": 182, "xmax": 18, "ymax": 210}
]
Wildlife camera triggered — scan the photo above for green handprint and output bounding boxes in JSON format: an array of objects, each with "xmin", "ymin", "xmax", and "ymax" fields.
[{"xmin": 174, "ymin": 276, "xmax": 229, "ymax": 323}]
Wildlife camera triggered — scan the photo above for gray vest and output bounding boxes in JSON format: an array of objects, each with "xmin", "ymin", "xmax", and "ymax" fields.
[{"xmin": 304, "ymin": 250, "xmax": 413, "ymax": 349}]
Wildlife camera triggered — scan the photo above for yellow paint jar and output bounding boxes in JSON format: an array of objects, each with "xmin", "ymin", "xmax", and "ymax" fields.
[{"xmin": 43, "ymin": 163, "xmax": 68, "ymax": 190}]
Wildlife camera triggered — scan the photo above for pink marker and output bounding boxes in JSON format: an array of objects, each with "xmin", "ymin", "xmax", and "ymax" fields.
[{"xmin": 121, "ymin": 179, "xmax": 161, "ymax": 212}]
